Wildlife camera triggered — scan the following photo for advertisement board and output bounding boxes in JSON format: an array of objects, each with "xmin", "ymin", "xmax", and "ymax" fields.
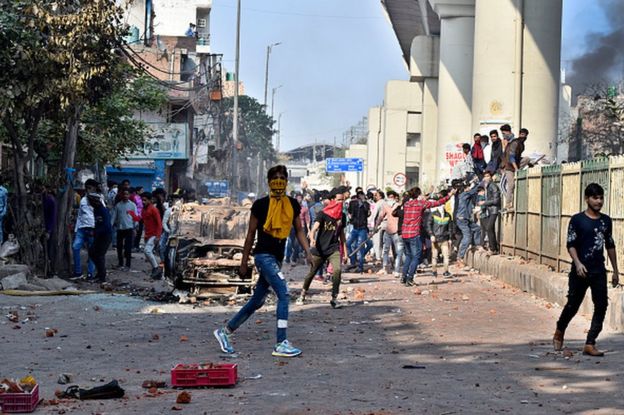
[{"xmin": 128, "ymin": 123, "xmax": 188, "ymax": 160}]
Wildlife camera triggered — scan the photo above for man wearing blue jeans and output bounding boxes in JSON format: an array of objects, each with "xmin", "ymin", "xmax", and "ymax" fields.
[
  {"xmin": 214, "ymin": 166, "xmax": 312, "ymax": 357},
  {"xmin": 347, "ymin": 191, "xmax": 370, "ymax": 273},
  {"xmin": 455, "ymin": 183, "xmax": 481, "ymax": 267},
  {"xmin": 72, "ymin": 179, "xmax": 99, "ymax": 278},
  {"xmin": 400, "ymin": 187, "xmax": 454, "ymax": 286}
]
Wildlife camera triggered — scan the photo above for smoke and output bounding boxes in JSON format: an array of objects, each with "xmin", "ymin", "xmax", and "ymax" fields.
[{"xmin": 566, "ymin": 0, "xmax": 624, "ymax": 96}]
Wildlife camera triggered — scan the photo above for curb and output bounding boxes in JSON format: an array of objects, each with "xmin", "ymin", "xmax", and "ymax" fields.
[{"xmin": 466, "ymin": 250, "xmax": 624, "ymax": 333}]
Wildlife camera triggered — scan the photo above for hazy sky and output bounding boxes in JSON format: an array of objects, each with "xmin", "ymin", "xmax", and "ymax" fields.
[{"xmin": 209, "ymin": 0, "xmax": 604, "ymax": 152}]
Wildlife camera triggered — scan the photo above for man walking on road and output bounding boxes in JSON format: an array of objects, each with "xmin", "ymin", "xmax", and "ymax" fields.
[
  {"xmin": 111, "ymin": 189, "xmax": 138, "ymax": 271},
  {"xmin": 298, "ymin": 188, "xmax": 347, "ymax": 308},
  {"xmin": 140, "ymin": 192, "xmax": 162, "ymax": 279},
  {"xmin": 214, "ymin": 166, "xmax": 312, "ymax": 357},
  {"xmin": 553, "ymin": 183, "xmax": 619, "ymax": 357}
]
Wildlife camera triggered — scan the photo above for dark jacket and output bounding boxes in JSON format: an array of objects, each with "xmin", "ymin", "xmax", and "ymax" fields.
[
  {"xmin": 487, "ymin": 140, "xmax": 503, "ymax": 172},
  {"xmin": 348, "ymin": 200, "xmax": 370, "ymax": 230},
  {"xmin": 481, "ymin": 181, "xmax": 501, "ymax": 215},
  {"xmin": 502, "ymin": 137, "xmax": 526, "ymax": 172},
  {"xmin": 425, "ymin": 208, "xmax": 451, "ymax": 242}
]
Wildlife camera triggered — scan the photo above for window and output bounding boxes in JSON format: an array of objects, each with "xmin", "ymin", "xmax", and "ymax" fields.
[{"xmin": 406, "ymin": 133, "xmax": 420, "ymax": 147}]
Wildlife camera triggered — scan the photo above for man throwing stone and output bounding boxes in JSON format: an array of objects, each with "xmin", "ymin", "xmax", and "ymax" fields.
[{"xmin": 297, "ymin": 188, "xmax": 347, "ymax": 308}]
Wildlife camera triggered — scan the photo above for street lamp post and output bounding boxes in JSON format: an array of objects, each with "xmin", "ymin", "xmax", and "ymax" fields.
[
  {"xmin": 277, "ymin": 112, "xmax": 284, "ymax": 152},
  {"xmin": 231, "ymin": 0, "xmax": 241, "ymax": 201},
  {"xmin": 263, "ymin": 42, "xmax": 281, "ymax": 109},
  {"xmin": 270, "ymin": 85, "xmax": 283, "ymax": 121}
]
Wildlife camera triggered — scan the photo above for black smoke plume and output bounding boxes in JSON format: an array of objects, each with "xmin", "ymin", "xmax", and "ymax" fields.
[{"xmin": 566, "ymin": 0, "xmax": 624, "ymax": 96}]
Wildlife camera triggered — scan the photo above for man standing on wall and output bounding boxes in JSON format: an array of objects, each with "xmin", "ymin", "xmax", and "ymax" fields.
[
  {"xmin": 553, "ymin": 183, "xmax": 619, "ymax": 357},
  {"xmin": 214, "ymin": 166, "xmax": 312, "ymax": 357},
  {"xmin": 500, "ymin": 125, "xmax": 527, "ymax": 212}
]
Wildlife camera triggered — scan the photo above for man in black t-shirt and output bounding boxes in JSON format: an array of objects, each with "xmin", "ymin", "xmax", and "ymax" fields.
[
  {"xmin": 554, "ymin": 183, "xmax": 620, "ymax": 357},
  {"xmin": 214, "ymin": 166, "xmax": 312, "ymax": 358},
  {"xmin": 297, "ymin": 188, "xmax": 347, "ymax": 308}
]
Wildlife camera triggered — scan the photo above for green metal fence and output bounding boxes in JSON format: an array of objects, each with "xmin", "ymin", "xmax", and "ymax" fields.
[{"xmin": 502, "ymin": 156, "xmax": 624, "ymax": 273}]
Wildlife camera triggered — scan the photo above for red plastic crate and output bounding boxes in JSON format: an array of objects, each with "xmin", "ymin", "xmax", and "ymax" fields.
[
  {"xmin": 0, "ymin": 384, "xmax": 40, "ymax": 413},
  {"xmin": 171, "ymin": 363, "xmax": 237, "ymax": 388}
]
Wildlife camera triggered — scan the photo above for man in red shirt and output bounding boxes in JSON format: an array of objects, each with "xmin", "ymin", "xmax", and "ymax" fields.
[
  {"xmin": 400, "ymin": 187, "xmax": 455, "ymax": 286},
  {"xmin": 140, "ymin": 192, "xmax": 162, "ymax": 279}
]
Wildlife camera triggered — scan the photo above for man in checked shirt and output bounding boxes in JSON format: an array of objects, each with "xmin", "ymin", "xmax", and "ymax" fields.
[{"xmin": 400, "ymin": 186, "xmax": 456, "ymax": 286}]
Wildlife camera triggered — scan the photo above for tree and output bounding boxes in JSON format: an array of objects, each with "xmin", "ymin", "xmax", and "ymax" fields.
[
  {"xmin": 210, "ymin": 96, "xmax": 277, "ymax": 191},
  {"xmin": 563, "ymin": 82, "xmax": 624, "ymax": 160},
  {"xmin": 0, "ymin": 0, "xmax": 165, "ymax": 272}
]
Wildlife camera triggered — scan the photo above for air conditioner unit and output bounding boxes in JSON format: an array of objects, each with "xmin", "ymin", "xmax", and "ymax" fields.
[{"xmin": 197, "ymin": 19, "xmax": 207, "ymax": 28}]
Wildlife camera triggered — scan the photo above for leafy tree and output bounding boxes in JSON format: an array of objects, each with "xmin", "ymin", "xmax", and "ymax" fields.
[
  {"xmin": 211, "ymin": 96, "xmax": 277, "ymax": 191},
  {"xmin": 0, "ymin": 0, "xmax": 164, "ymax": 272},
  {"xmin": 563, "ymin": 82, "xmax": 624, "ymax": 160}
]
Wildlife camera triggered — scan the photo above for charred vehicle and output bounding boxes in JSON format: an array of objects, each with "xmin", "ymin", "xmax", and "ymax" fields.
[{"xmin": 164, "ymin": 201, "xmax": 256, "ymax": 295}]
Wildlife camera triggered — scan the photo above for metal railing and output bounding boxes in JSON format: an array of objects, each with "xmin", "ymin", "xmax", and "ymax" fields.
[{"xmin": 501, "ymin": 156, "xmax": 624, "ymax": 273}]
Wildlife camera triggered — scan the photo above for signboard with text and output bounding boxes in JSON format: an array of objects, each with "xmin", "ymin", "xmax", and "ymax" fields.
[
  {"xmin": 326, "ymin": 158, "xmax": 364, "ymax": 173},
  {"xmin": 128, "ymin": 123, "xmax": 188, "ymax": 160},
  {"xmin": 205, "ymin": 180, "xmax": 229, "ymax": 197},
  {"xmin": 393, "ymin": 173, "xmax": 407, "ymax": 187},
  {"xmin": 444, "ymin": 143, "xmax": 466, "ymax": 178}
]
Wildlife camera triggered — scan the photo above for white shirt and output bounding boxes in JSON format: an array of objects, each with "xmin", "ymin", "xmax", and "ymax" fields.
[
  {"xmin": 75, "ymin": 197, "xmax": 95, "ymax": 230},
  {"xmin": 483, "ymin": 142, "xmax": 492, "ymax": 164}
]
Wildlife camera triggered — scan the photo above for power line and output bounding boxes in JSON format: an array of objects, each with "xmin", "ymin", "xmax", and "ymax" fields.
[{"xmin": 213, "ymin": 2, "xmax": 382, "ymax": 20}]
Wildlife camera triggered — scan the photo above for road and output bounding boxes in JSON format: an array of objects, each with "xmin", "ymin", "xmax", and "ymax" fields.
[{"xmin": 1, "ymin": 256, "xmax": 623, "ymax": 414}]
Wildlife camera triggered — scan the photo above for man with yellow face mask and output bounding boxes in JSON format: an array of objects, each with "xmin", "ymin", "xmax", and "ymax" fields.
[{"xmin": 214, "ymin": 165, "xmax": 313, "ymax": 357}]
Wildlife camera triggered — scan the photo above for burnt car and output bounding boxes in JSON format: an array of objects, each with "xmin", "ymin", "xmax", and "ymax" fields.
[{"xmin": 164, "ymin": 200, "xmax": 257, "ymax": 295}]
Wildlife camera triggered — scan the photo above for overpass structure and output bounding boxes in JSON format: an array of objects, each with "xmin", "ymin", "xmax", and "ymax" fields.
[{"xmin": 352, "ymin": 0, "xmax": 563, "ymax": 189}]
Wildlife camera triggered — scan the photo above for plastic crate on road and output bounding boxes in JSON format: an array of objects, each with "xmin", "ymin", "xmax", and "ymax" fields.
[
  {"xmin": 0, "ymin": 383, "xmax": 40, "ymax": 413},
  {"xmin": 171, "ymin": 363, "xmax": 237, "ymax": 388}
]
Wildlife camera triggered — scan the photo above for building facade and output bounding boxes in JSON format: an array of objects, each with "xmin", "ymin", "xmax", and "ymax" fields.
[{"xmin": 348, "ymin": 0, "xmax": 565, "ymax": 189}]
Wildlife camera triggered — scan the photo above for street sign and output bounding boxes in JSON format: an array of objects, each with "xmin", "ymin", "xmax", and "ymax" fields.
[
  {"xmin": 393, "ymin": 173, "xmax": 407, "ymax": 187},
  {"xmin": 205, "ymin": 180, "xmax": 229, "ymax": 198},
  {"xmin": 326, "ymin": 158, "xmax": 363, "ymax": 173}
]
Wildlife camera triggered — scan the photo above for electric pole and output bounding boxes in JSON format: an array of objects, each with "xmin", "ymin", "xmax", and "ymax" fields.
[
  {"xmin": 231, "ymin": 0, "xmax": 241, "ymax": 200},
  {"xmin": 263, "ymin": 42, "xmax": 281, "ymax": 109}
]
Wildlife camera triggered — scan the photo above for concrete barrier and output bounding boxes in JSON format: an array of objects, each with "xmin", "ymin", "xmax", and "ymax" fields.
[{"xmin": 466, "ymin": 250, "xmax": 624, "ymax": 333}]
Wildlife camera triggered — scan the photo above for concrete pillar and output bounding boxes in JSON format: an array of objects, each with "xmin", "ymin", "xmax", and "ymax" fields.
[
  {"xmin": 471, "ymin": 0, "xmax": 517, "ymax": 135},
  {"xmin": 366, "ymin": 107, "xmax": 383, "ymax": 187},
  {"xmin": 429, "ymin": 0, "xmax": 475, "ymax": 183},
  {"xmin": 410, "ymin": 35, "xmax": 439, "ymax": 189},
  {"xmin": 521, "ymin": 0, "xmax": 562, "ymax": 160}
]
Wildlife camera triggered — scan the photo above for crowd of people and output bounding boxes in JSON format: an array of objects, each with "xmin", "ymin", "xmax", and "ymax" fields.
[
  {"xmin": 275, "ymin": 124, "xmax": 531, "ymax": 290},
  {"xmin": 212, "ymin": 124, "xmax": 539, "ymax": 357},
  {"xmin": 69, "ymin": 178, "xmax": 191, "ymax": 282}
]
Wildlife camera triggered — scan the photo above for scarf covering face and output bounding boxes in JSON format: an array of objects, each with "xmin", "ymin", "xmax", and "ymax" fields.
[
  {"xmin": 323, "ymin": 200, "xmax": 343, "ymax": 220},
  {"xmin": 263, "ymin": 178, "xmax": 294, "ymax": 239}
]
